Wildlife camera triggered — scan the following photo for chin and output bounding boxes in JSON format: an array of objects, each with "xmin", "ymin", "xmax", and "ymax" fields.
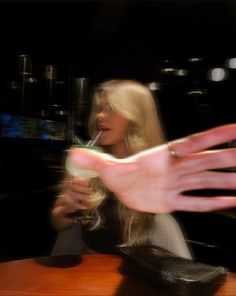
[{"xmin": 100, "ymin": 141, "xmax": 112, "ymax": 146}]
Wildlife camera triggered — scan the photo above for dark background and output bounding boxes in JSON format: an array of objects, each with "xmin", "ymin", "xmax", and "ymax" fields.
[
  {"xmin": 1, "ymin": 0, "xmax": 236, "ymax": 76},
  {"xmin": 1, "ymin": 0, "xmax": 236, "ymax": 270},
  {"xmin": 1, "ymin": 0, "xmax": 236, "ymax": 136}
]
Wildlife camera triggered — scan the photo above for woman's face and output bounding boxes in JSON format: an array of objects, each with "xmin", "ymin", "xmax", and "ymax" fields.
[{"xmin": 95, "ymin": 99, "xmax": 130, "ymax": 152}]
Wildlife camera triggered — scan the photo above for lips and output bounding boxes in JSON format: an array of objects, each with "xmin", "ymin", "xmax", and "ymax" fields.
[{"xmin": 97, "ymin": 124, "xmax": 110, "ymax": 132}]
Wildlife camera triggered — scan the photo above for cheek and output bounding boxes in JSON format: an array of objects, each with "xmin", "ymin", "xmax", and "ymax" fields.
[
  {"xmin": 115, "ymin": 120, "xmax": 129, "ymax": 138},
  {"xmin": 100, "ymin": 118, "xmax": 129, "ymax": 145}
]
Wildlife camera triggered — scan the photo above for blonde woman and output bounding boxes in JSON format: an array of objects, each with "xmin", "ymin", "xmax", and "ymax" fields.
[{"xmin": 51, "ymin": 80, "xmax": 192, "ymax": 258}]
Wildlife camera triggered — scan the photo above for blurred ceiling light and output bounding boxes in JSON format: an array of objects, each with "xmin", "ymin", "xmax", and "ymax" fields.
[
  {"xmin": 160, "ymin": 59, "xmax": 174, "ymax": 65},
  {"xmin": 160, "ymin": 68, "xmax": 175, "ymax": 74},
  {"xmin": 175, "ymin": 69, "xmax": 188, "ymax": 76},
  {"xmin": 187, "ymin": 57, "xmax": 203, "ymax": 63},
  {"xmin": 148, "ymin": 82, "xmax": 161, "ymax": 91},
  {"xmin": 226, "ymin": 58, "xmax": 236, "ymax": 69},
  {"xmin": 186, "ymin": 89, "xmax": 206, "ymax": 96},
  {"xmin": 207, "ymin": 68, "xmax": 228, "ymax": 82}
]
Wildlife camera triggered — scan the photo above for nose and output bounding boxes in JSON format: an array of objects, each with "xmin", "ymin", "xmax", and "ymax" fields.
[{"xmin": 96, "ymin": 111, "xmax": 106, "ymax": 121}]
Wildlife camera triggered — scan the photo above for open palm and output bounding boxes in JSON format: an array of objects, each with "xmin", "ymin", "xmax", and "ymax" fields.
[{"xmin": 69, "ymin": 124, "xmax": 236, "ymax": 213}]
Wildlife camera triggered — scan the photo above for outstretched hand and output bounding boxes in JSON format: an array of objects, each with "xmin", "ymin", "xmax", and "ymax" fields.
[{"xmin": 68, "ymin": 124, "xmax": 236, "ymax": 213}]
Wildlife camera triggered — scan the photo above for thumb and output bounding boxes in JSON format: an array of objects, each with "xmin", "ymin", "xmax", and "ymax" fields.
[{"xmin": 68, "ymin": 148, "xmax": 116, "ymax": 173}]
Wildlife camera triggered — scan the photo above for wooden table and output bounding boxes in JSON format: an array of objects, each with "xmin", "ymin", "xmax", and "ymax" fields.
[{"xmin": 0, "ymin": 254, "xmax": 235, "ymax": 296}]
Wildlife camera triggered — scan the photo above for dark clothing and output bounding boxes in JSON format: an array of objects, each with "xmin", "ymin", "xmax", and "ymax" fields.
[{"xmin": 82, "ymin": 193, "xmax": 123, "ymax": 254}]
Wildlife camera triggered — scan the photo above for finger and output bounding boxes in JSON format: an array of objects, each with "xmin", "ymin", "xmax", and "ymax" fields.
[
  {"xmin": 63, "ymin": 178, "xmax": 91, "ymax": 195},
  {"xmin": 75, "ymin": 202, "xmax": 88, "ymax": 210},
  {"xmin": 170, "ymin": 123, "xmax": 236, "ymax": 157},
  {"xmin": 64, "ymin": 178, "xmax": 91, "ymax": 188},
  {"xmin": 69, "ymin": 148, "xmax": 116, "ymax": 173},
  {"xmin": 72, "ymin": 178, "xmax": 91, "ymax": 187},
  {"xmin": 73, "ymin": 193, "xmax": 90, "ymax": 207},
  {"xmin": 177, "ymin": 148, "xmax": 236, "ymax": 173},
  {"xmin": 180, "ymin": 171, "xmax": 236, "ymax": 191},
  {"xmin": 71, "ymin": 185, "xmax": 91, "ymax": 195},
  {"xmin": 175, "ymin": 195, "xmax": 236, "ymax": 212},
  {"xmin": 71, "ymin": 178, "xmax": 91, "ymax": 194}
]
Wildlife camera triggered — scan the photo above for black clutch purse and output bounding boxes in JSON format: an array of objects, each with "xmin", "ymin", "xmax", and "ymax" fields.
[{"xmin": 118, "ymin": 245, "xmax": 227, "ymax": 296}]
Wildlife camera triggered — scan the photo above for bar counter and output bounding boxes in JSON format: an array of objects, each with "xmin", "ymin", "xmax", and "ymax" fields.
[{"xmin": 0, "ymin": 254, "xmax": 235, "ymax": 295}]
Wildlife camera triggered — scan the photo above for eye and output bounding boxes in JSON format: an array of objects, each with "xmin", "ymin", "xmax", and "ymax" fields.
[
  {"xmin": 97, "ymin": 104, "xmax": 113, "ymax": 114},
  {"xmin": 104, "ymin": 105, "xmax": 113, "ymax": 113}
]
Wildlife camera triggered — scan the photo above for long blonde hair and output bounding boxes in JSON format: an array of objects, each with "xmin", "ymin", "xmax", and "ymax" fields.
[{"xmin": 85, "ymin": 80, "xmax": 165, "ymax": 246}]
